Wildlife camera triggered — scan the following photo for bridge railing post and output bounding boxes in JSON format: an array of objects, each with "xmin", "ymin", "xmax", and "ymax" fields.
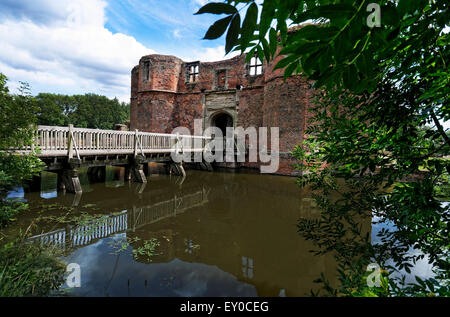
[
  {"xmin": 134, "ymin": 129, "xmax": 138, "ymax": 157},
  {"xmin": 68, "ymin": 124, "xmax": 74, "ymax": 159},
  {"xmin": 96, "ymin": 129, "xmax": 100, "ymax": 150},
  {"xmin": 30, "ymin": 124, "xmax": 36, "ymax": 153}
]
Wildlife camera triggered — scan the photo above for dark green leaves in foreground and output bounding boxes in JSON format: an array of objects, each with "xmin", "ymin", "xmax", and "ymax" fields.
[
  {"xmin": 195, "ymin": 2, "xmax": 241, "ymax": 54},
  {"xmin": 203, "ymin": 16, "xmax": 233, "ymax": 40},
  {"xmin": 194, "ymin": 0, "xmax": 450, "ymax": 298},
  {"xmin": 196, "ymin": 0, "xmax": 445, "ymax": 94},
  {"xmin": 195, "ymin": 2, "xmax": 237, "ymax": 15}
]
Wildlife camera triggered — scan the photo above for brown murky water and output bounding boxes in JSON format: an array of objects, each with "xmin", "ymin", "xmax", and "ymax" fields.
[{"xmin": 5, "ymin": 167, "xmax": 342, "ymax": 297}]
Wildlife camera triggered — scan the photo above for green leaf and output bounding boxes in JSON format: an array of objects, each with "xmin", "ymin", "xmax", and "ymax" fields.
[
  {"xmin": 260, "ymin": 37, "xmax": 271, "ymax": 62},
  {"xmin": 241, "ymin": 2, "xmax": 258, "ymax": 48},
  {"xmin": 281, "ymin": 42, "xmax": 325, "ymax": 56},
  {"xmin": 292, "ymin": 25, "xmax": 338, "ymax": 42},
  {"xmin": 277, "ymin": 15, "xmax": 288, "ymax": 44},
  {"xmin": 356, "ymin": 52, "xmax": 370, "ymax": 75},
  {"xmin": 245, "ymin": 46, "xmax": 257, "ymax": 63},
  {"xmin": 260, "ymin": 1, "xmax": 276, "ymax": 38},
  {"xmin": 284, "ymin": 62, "xmax": 298, "ymax": 79},
  {"xmin": 293, "ymin": 4, "xmax": 354, "ymax": 23},
  {"xmin": 203, "ymin": 15, "xmax": 233, "ymax": 40},
  {"xmin": 319, "ymin": 48, "xmax": 332, "ymax": 74},
  {"xmin": 397, "ymin": 0, "xmax": 427, "ymax": 16},
  {"xmin": 269, "ymin": 27, "xmax": 278, "ymax": 58},
  {"xmin": 415, "ymin": 276, "xmax": 426, "ymax": 288},
  {"xmin": 313, "ymin": 65, "xmax": 340, "ymax": 89},
  {"xmin": 226, "ymin": 14, "xmax": 241, "ymax": 54},
  {"xmin": 195, "ymin": 2, "xmax": 237, "ymax": 15},
  {"xmin": 382, "ymin": 4, "xmax": 400, "ymax": 27},
  {"xmin": 334, "ymin": 31, "xmax": 352, "ymax": 63},
  {"xmin": 274, "ymin": 54, "xmax": 299, "ymax": 71},
  {"xmin": 302, "ymin": 50, "xmax": 322, "ymax": 76},
  {"xmin": 256, "ymin": 45, "xmax": 264, "ymax": 64}
]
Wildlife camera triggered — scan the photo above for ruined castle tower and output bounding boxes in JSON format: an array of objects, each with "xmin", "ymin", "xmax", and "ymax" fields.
[{"xmin": 130, "ymin": 48, "xmax": 314, "ymax": 176}]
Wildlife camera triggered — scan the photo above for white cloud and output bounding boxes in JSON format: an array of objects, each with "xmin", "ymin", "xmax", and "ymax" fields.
[
  {"xmin": 0, "ymin": 0, "xmax": 154, "ymax": 102},
  {"xmin": 173, "ymin": 29, "xmax": 182, "ymax": 39},
  {"xmin": 0, "ymin": 0, "xmax": 246, "ymax": 102},
  {"xmin": 182, "ymin": 45, "xmax": 240, "ymax": 63}
]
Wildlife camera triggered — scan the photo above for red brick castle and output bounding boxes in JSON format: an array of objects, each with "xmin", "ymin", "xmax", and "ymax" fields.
[{"xmin": 130, "ymin": 49, "xmax": 315, "ymax": 176}]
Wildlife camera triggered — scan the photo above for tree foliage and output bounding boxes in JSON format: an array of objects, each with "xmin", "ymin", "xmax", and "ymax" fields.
[
  {"xmin": 198, "ymin": 0, "xmax": 449, "ymax": 296},
  {"xmin": 36, "ymin": 93, "xmax": 129, "ymax": 130},
  {"xmin": 0, "ymin": 73, "xmax": 43, "ymax": 226}
]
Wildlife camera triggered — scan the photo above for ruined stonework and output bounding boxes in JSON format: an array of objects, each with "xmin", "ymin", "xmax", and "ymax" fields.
[{"xmin": 130, "ymin": 51, "xmax": 315, "ymax": 176}]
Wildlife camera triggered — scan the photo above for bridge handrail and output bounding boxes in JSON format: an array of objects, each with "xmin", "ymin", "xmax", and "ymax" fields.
[
  {"xmin": 36, "ymin": 125, "xmax": 211, "ymax": 139},
  {"xmin": 27, "ymin": 124, "xmax": 211, "ymax": 158}
]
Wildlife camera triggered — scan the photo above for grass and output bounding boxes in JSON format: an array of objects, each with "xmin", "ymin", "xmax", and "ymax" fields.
[{"xmin": 0, "ymin": 234, "xmax": 66, "ymax": 297}]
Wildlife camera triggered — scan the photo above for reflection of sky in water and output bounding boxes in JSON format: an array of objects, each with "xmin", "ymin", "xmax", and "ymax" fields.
[
  {"xmin": 41, "ymin": 190, "xmax": 58, "ymax": 199},
  {"xmin": 61, "ymin": 234, "xmax": 257, "ymax": 297},
  {"xmin": 7, "ymin": 186, "xmax": 58, "ymax": 200},
  {"xmin": 6, "ymin": 187, "xmax": 25, "ymax": 201},
  {"xmin": 371, "ymin": 214, "xmax": 436, "ymax": 283}
]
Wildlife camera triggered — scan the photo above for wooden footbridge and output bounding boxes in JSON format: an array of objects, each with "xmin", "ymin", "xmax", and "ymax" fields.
[{"xmin": 18, "ymin": 125, "xmax": 212, "ymax": 194}]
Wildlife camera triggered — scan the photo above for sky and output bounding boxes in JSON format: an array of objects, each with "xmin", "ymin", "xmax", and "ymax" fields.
[{"xmin": 0, "ymin": 0, "xmax": 240, "ymax": 102}]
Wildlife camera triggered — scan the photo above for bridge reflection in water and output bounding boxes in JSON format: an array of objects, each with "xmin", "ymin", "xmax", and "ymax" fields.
[
  {"xmin": 17, "ymin": 168, "xmax": 370, "ymax": 297},
  {"xmin": 29, "ymin": 183, "xmax": 209, "ymax": 251}
]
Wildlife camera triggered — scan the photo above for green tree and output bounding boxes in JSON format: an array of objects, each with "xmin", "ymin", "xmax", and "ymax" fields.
[
  {"xmin": 35, "ymin": 93, "xmax": 74, "ymax": 126},
  {"xmin": 36, "ymin": 93, "xmax": 129, "ymax": 130},
  {"xmin": 0, "ymin": 74, "xmax": 65, "ymax": 296},
  {"xmin": 0, "ymin": 74, "xmax": 43, "ymax": 226},
  {"xmin": 68, "ymin": 94, "xmax": 129, "ymax": 130},
  {"xmin": 198, "ymin": 0, "xmax": 449, "ymax": 296}
]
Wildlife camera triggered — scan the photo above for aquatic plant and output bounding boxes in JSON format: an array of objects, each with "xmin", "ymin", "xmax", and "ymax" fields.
[{"xmin": 132, "ymin": 238, "xmax": 161, "ymax": 261}]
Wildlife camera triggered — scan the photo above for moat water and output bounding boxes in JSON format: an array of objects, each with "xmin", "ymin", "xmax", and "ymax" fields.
[{"xmin": 4, "ymin": 167, "xmax": 433, "ymax": 296}]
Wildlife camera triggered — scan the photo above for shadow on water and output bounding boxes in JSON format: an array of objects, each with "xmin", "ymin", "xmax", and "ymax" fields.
[{"xmin": 5, "ymin": 166, "xmax": 368, "ymax": 297}]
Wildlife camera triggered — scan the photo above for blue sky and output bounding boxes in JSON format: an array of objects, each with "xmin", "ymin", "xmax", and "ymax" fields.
[
  {"xmin": 104, "ymin": 0, "xmax": 233, "ymax": 58},
  {"xmin": 0, "ymin": 0, "xmax": 238, "ymax": 102}
]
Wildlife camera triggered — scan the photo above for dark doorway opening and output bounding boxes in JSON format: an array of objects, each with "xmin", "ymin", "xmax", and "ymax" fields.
[{"xmin": 211, "ymin": 113, "xmax": 233, "ymax": 136}]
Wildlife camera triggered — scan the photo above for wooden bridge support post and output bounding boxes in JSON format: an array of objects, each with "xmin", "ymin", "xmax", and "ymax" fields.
[
  {"xmin": 59, "ymin": 169, "xmax": 82, "ymax": 194},
  {"xmin": 168, "ymin": 162, "xmax": 186, "ymax": 178},
  {"xmin": 131, "ymin": 165, "xmax": 147, "ymax": 183},
  {"xmin": 128, "ymin": 156, "xmax": 147, "ymax": 184}
]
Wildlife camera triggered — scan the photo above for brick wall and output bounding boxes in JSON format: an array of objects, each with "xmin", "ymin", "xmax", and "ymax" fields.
[{"xmin": 130, "ymin": 52, "xmax": 315, "ymax": 176}]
